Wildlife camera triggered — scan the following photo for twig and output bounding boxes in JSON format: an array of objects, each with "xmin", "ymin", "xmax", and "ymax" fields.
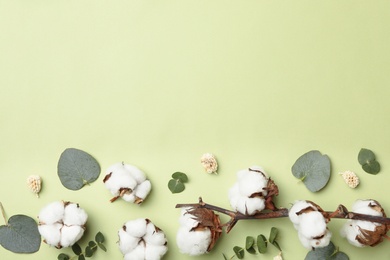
[
  {"xmin": 0, "ymin": 202, "xmax": 8, "ymax": 226},
  {"xmin": 176, "ymin": 198, "xmax": 390, "ymax": 233}
]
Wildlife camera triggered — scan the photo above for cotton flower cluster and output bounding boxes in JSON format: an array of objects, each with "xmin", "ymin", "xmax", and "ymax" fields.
[
  {"xmin": 103, "ymin": 162, "xmax": 151, "ymax": 204},
  {"xmin": 339, "ymin": 170, "xmax": 359, "ymax": 188},
  {"xmin": 38, "ymin": 201, "xmax": 88, "ymax": 249},
  {"xmin": 200, "ymin": 153, "xmax": 218, "ymax": 174},
  {"xmin": 176, "ymin": 207, "xmax": 222, "ymax": 256},
  {"xmin": 340, "ymin": 199, "xmax": 388, "ymax": 247},
  {"xmin": 289, "ymin": 200, "xmax": 332, "ymax": 250},
  {"xmin": 228, "ymin": 166, "xmax": 278, "ymax": 215},
  {"xmin": 118, "ymin": 218, "xmax": 168, "ymax": 260}
]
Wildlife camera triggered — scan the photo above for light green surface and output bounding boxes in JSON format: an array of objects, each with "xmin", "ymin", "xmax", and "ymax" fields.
[{"xmin": 1, "ymin": 1, "xmax": 390, "ymax": 259}]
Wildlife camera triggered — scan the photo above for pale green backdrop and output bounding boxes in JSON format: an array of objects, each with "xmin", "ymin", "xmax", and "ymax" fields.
[{"xmin": 1, "ymin": 1, "xmax": 390, "ymax": 259}]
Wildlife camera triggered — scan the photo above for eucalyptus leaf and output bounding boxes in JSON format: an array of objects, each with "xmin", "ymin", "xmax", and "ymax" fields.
[
  {"xmin": 57, "ymin": 148, "xmax": 101, "ymax": 190},
  {"xmin": 168, "ymin": 179, "xmax": 185, "ymax": 193},
  {"xmin": 245, "ymin": 236, "xmax": 256, "ymax": 254},
  {"xmin": 305, "ymin": 241, "xmax": 349, "ymax": 260},
  {"xmin": 0, "ymin": 215, "xmax": 41, "ymax": 253},
  {"xmin": 58, "ymin": 253, "xmax": 70, "ymax": 260},
  {"xmin": 256, "ymin": 234, "xmax": 267, "ymax": 254},
  {"xmin": 97, "ymin": 243, "xmax": 107, "ymax": 252},
  {"xmin": 172, "ymin": 172, "xmax": 188, "ymax": 182},
  {"xmin": 362, "ymin": 160, "xmax": 380, "ymax": 174},
  {"xmin": 271, "ymin": 241, "xmax": 281, "ymax": 251},
  {"xmin": 269, "ymin": 227, "xmax": 278, "ymax": 244},
  {"xmin": 358, "ymin": 148, "xmax": 376, "ymax": 165},
  {"xmin": 78, "ymin": 255, "xmax": 86, "ymax": 260},
  {"xmin": 85, "ymin": 246, "xmax": 93, "ymax": 257},
  {"xmin": 72, "ymin": 243, "xmax": 82, "ymax": 255},
  {"xmin": 291, "ymin": 150, "xmax": 331, "ymax": 192},
  {"xmin": 95, "ymin": 232, "xmax": 105, "ymax": 243},
  {"xmin": 233, "ymin": 246, "xmax": 245, "ymax": 259}
]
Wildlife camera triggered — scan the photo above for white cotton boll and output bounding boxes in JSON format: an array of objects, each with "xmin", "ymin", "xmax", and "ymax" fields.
[
  {"xmin": 134, "ymin": 180, "xmax": 152, "ymax": 200},
  {"xmin": 340, "ymin": 221, "xmax": 365, "ymax": 247},
  {"xmin": 176, "ymin": 226, "xmax": 211, "ymax": 256},
  {"xmin": 124, "ymin": 243, "xmax": 146, "ymax": 260},
  {"xmin": 145, "ymin": 244, "xmax": 168, "ymax": 260},
  {"xmin": 352, "ymin": 200, "xmax": 383, "ymax": 217},
  {"xmin": 179, "ymin": 208, "xmax": 200, "ymax": 229},
  {"xmin": 288, "ymin": 200, "xmax": 315, "ymax": 228},
  {"xmin": 124, "ymin": 218, "xmax": 148, "ymax": 238},
  {"xmin": 144, "ymin": 223, "xmax": 167, "ymax": 246},
  {"xmin": 104, "ymin": 169, "xmax": 137, "ymax": 196},
  {"xmin": 298, "ymin": 211, "xmax": 327, "ymax": 239},
  {"xmin": 106, "ymin": 162, "xmax": 125, "ymax": 174},
  {"xmin": 311, "ymin": 229, "xmax": 332, "ymax": 248},
  {"xmin": 233, "ymin": 196, "xmax": 249, "ymax": 215},
  {"xmin": 63, "ymin": 203, "xmax": 88, "ymax": 226},
  {"xmin": 298, "ymin": 232, "xmax": 314, "ymax": 250},
  {"xmin": 238, "ymin": 171, "xmax": 268, "ymax": 197},
  {"xmin": 60, "ymin": 225, "xmax": 84, "ymax": 248},
  {"xmin": 122, "ymin": 193, "xmax": 136, "ymax": 203},
  {"xmin": 241, "ymin": 197, "xmax": 265, "ymax": 215},
  {"xmin": 124, "ymin": 164, "xmax": 147, "ymax": 184},
  {"xmin": 38, "ymin": 223, "xmax": 62, "ymax": 247},
  {"xmin": 118, "ymin": 228, "xmax": 141, "ymax": 255},
  {"xmin": 38, "ymin": 201, "xmax": 65, "ymax": 224}
]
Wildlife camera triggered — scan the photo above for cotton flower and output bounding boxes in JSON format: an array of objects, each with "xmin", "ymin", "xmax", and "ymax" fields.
[
  {"xmin": 289, "ymin": 200, "xmax": 331, "ymax": 250},
  {"xmin": 38, "ymin": 201, "xmax": 87, "ymax": 249},
  {"xmin": 103, "ymin": 162, "xmax": 152, "ymax": 204},
  {"xmin": 176, "ymin": 207, "xmax": 222, "ymax": 256},
  {"xmin": 118, "ymin": 218, "xmax": 168, "ymax": 260},
  {"xmin": 228, "ymin": 166, "xmax": 279, "ymax": 215},
  {"xmin": 340, "ymin": 199, "xmax": 388, "ymax": 247},
  {"xmin": 200, "ymin": 153, "xmax": 218, "ymax": 174},
  {"xmin": 339, "ymin": 170, "xmax": 359, "ymax": 188},
  {"xmin": 27, "ymin": 175, "xmax": 42, "ymax": 197}
]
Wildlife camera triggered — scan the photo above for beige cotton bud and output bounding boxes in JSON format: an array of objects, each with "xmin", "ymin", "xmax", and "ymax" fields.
[
  {"xmin": 27, "ymin": 175, "xmax": 42, "ymax": 197},
  {"xmin": 339, "ymin": 170, "xmax": 359, "ymax": 188},
  {"xmin": 200, "ymin": 153, "xmax": 218, "ymax": 174},
  {"xmin": 273, "ymin": 252, "xmax": 283, "ymax": 260}
]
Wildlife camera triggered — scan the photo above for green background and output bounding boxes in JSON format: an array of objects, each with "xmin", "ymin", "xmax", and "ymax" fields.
[{"xmin": 1, "ymin": 1, "xmax": 390, "ymax": 259}]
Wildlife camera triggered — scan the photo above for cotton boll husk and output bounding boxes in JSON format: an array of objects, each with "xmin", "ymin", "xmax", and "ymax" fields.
[
  {"xmin": 298, "ymin": 211, "xmax": 327, "ymax": 238},
  {"xmin": 352, "ymin": 200, "xmax": 383, "ymax": 217},
  {"xmin": 63, "ymin": 203, "xmax": 88, "ymax": 226},
  {"xmin": 179, "ymin": 208, "xmax": 200, "ymax": 229},
  {"xmin": 134, "ymin": 180, "xmax": 152, "ymax": 200},
  {"xmin": 123, "ymin": 164, "xmax": 147, "ymax": 184},
  {"xmin": 145, "ymin": 244, "xmax": 168, "ymax": 260},
  {"xmin": 104, "ymin": 169, "xmax": 137, "ymax": 196},
  {"xmin": 144, "ymin": 222, "xmax": 167, "ymax": 246},
  {"xmin": 118, "ymin": 228, "xmax": 141, "ymax": 254},
  {"xmin": 38, "ymin": 201, "xmax": 65, "ymax": 224},
  {"xmin": 38, "ymin": 223, "xmax": 62, "ymax": 247},
  {"xmin": 238, "ymin": 171, "xmax": 268, "ymax": 197},
  {"xmin": 60, "ymin": 225, "xmax": 84, "ymax": 248},
  {"xmin": 124, "ymin": 218, "xmax": 148, "ymax": 238},
  {"xmin": 124, "ymin": 243, "xmax": 145, "ymax": 260},
  {"xmin": 176, "ymin": 226, "xmax": 211, "ymax": 256},
  {"xmin": 288, "ymin": 200, "xmax": 315, "ymax": 228}
]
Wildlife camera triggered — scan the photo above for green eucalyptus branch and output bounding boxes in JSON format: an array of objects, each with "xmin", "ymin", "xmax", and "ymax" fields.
[
  {"xmin": 0, "ymin": 202, "xmax": 7, "ymax": 225},
  {"xmin": 175, "ymin": 197, "xmax": 390, "ymax": 233}
]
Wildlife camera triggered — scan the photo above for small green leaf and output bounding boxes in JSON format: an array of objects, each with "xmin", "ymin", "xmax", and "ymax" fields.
[
  {"xmin": 271, "ymin": 241, "xmax": 282, "ymax": 251},
  {"xmin": 0, "ymin": 215, "xmax": 41, "ymax": 253},
  {"xmin": 358, "ymin": 148, "xmax": 376, "ymax": 165},
  {"xmin": 57, "ymin": 148, "xmax": 101, "ymax": 190},
  {"xmin": 269, "ymin": 227, "xmax": 278, "ymax": 244},
  {"xmin": 78, "ymin": 255, "xmax": 86, "ymax": 260},
  {"xmin": 95, "ymin": 232, "xmax": 105, "ymax": 243},
  {"xmin": 256, "ymin": 234, "xmax": 267, "ymax": 254},
  {"xmin": 58, "ymin": 253, "xmax": 70, "ymax": 260},
  {"xmin": 222, "ymin": 253, "xmax": 228, "ymax": 260},
  {"xmin": 97, "ymin": 243, "xmax": 107, "ymax": 252},
  {"xmin": 72, "ymin": 243, "xmax": 82, "ymax": 255},
  {"xmin": 233, "ymin": 246, "xmax": 245, "ymax": 259},
  {"xmin": 305, "ymin": 241, "xmax": 349, "ymax": 260},
  {"xmin": 291, "ymin": 150, "xmax": 331, "ymax": 192},
  {"xmin": 172, "ymin": 172, "xmax": 188, "ymax": 182},
  {"xmin": 168, "ymin": 179, "xmax": 185, "ymax": 193},
  {"xmin": 362, "ymin": 160, "xmax": 380, "ymax": 174},
  {"xmin": 85, "ymin": 246, "xmax": 93, "ymax": 257},
  {"xmin": 245, "ymin": 236, "xmax": 256, "ymax": 254}
]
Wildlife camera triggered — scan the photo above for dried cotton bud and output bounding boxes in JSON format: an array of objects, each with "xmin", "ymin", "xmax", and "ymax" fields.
[
  {"xmin": 118, "ymin": 218, "xmax": 168, "ymax": 260},
  {"xmin": 27, "ymin": 175, "xmax": 42, "ymax": 197},
  {"xmin": 38, "ymin": 201, "xmax": 87, "ymax": 248},
  {"xmin": 176, "ymin": 207, "xmax": 222, "ymax": 256},
  {"xmin": 339, "ymin": 170, "xmax": 359, "ymax": 188},
  {"xmin": 340, "ymin": 199, "xmax": 389, "ymax": 247},
  {"xmin": 289, "ymin": 200, "xmax": 332, "ymax": 250},
  {"xmin": 274, "ymin": 252, "xmax": 283, "ymax": 260},
  {"xmin": 103, "ymin": 162, "xmax": 152, "ymax": 204},
  {"xmin": 200, "ymin": 153, "xmax": 218, "ymax": 174}
]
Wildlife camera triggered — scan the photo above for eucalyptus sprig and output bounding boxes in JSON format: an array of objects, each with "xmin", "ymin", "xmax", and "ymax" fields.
[{"xmin": 57, "ymin": 232, "xmax": 106, "ymax": 260}]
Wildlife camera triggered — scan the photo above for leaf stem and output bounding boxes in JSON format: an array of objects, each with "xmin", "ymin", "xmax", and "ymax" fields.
[{"xmin": 0, "ymin": 202, "xmax": 7, "ymax": 225}]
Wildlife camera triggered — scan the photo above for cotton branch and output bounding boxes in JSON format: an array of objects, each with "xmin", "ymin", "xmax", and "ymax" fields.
[{"xmin": 175, "ymin": 197, "xmax": 390, "ymax": 233}]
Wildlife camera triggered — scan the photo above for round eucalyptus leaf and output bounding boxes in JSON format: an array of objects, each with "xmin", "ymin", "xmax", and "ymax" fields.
[
  {"xmin": 58, "ymin": 253, "xmax": 70, "ymax": 260},
  {"xmin": 168, "ymin": 179, "xmax": 185, "ymax": 193},
  {"xmin": 362, "ymin": 160, "xmax": 380, "ymax": 174},
  {"xmin": 0, "ymin": 215, "xmax": 41, "ymax": 253},
  {"xmin": 305, "ymin": 241, "xmax": 335, "ymax": 260},
  {"xmin": 72, "ymin": 243, "xmax": 82, "ymax": 255},
  {"xmin": 245, "ymin": 236, "xmax": 256, "ymax": 254},
  {"xmin": 172, "ymin": 172, "xmax": 188, "ymax": 183},
  {"xmin": 57, "ymin": 148, "xmax": 101, "ymax": 190},
  {"xmin": 269, "ymin": 227, "xmax": 278, "ymax": 244},
  {"xmin": 358, "ymin": 148, "xmax": 376, "ymax": 165},
  {"xmin": 233, "ymin": 246, "xmax": 245, "ymax": 259},
  {"xmin": 291, "ymin": 150, "xmax": 331, "ymax": 192},
  {"xmin": 256, "ymin": 234, "xmax": 267, "ymax": 254},
  {"xmin": 95, "ymin": 232, "xmax": 105, "ymax": 243}
]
